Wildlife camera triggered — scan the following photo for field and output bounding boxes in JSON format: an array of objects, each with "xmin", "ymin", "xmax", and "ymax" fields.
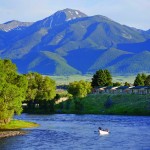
[
  {"xmin": 50, "ymin": 74, "xmax": 92, "ymax": 85},
  {"xmin": 113, "ymin": 75, "xmax": 136, "ymax": 83},
  {"xmin": 50, "ymin": 74, "xmax": 136, "ymax": 85}
]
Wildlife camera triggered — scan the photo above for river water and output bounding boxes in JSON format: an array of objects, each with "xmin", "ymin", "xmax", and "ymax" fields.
[{"xmin": 0, "ymin": 114, "xmax": 150, "ymax": 150}]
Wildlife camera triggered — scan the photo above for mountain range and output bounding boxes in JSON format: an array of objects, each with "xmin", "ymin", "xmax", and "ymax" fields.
[{"xmin": 0, "ymin": 8, "xmax": 150, "ymax": 75}]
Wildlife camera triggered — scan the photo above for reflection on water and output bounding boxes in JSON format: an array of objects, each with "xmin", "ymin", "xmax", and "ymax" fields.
[{"xmin": 0, "ymin": 114, "xmax": 150, "ymax": 150}]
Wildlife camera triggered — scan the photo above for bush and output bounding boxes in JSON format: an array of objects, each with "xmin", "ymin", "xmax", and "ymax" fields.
[{"xmin": 104, "ymin": 96, "xmax": 113, "ymax": 108}]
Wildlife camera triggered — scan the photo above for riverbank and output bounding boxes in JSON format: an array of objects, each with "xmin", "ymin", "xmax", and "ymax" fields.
[
  {"xmin": 0, "ymin": 120, "xmax": 39, "ymax": 138},
  {"xmin": 55, "ymin": 94, "xmax": 150, "ymax": 116},
  {"xmin": 0, "ymin": 130, "xmax": 26, "ymax": 138}
]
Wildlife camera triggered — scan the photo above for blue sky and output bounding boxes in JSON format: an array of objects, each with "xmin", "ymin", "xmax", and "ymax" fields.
[{"xmin": 0, "ymin": 0, "xmax": 150, "ymax": 30}]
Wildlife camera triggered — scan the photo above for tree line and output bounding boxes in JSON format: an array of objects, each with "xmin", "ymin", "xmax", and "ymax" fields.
[
  {"xmin": 134, "ymin": 73, "xmax": 150, "ymax": 86},
  {"xmin": 67, "ymin": 70, "xmax": 150, "ymax": 99},
  {"xmin": 1, "ymin": 58, "xmax": 150, "ymax": 123},
  {"xmin": 66, "ymin": 70, "xmax": 150, "ymax": 113}
]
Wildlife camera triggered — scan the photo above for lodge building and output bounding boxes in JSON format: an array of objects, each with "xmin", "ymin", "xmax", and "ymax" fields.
[{"xmin": 93, "ymin": 86, "xmax": 150, "ymax": 95}]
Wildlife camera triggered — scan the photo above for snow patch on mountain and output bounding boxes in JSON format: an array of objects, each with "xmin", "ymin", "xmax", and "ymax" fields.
[{"xmin": 75, "ymin": 11, "xmax": 79, "ymax": 15}]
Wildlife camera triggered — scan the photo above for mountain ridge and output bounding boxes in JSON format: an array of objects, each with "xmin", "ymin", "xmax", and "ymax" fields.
[
  {"xmin": 0, "ymin": 20, "xmax": 33, "ymax": 32},
  {"xmin": 0, "ymin": 8, "xmax": 150, "ymax": 75}
]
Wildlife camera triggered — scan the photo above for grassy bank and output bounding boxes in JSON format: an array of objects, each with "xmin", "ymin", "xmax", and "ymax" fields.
[
  {"xmin": 55, "ymin": 94, "xmax": 150, "ymax": 116},
  {"xmin": 0, "ymin": 120, "xmax": 39, "ymax": 138},
  {"xmin": 0, "ymin": 120, "xmax": 39, "ymax": 130}
]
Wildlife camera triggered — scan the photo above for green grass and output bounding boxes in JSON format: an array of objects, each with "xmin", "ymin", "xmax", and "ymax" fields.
[
  {"xmin": 55, "ymin": 94, "xmax": 150, "ymax": 116},
  {"xmin": 42, "ymin": 51, "xmax": 81, "ymax": 75},
  {"xmin": 0, "ymin": 120, "xmax": 39, "ymax": 130},
  {"xmin": 104, "ymin": 94, "xmax": 150, "ymax": 115}
]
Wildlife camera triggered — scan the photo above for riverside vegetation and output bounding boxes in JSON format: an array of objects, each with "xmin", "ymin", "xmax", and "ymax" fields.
[
  {"xmin": 55, "ymin": 70, "xmax": 150, "ymax": 115},
  {"xmin": 0, "ymin": 59, "xmax": 150, "ymax": 132},
  {"xmin": 0, "ymin": 59, "xmax": 55, "ymax": 136},
  {"xmin": 55, "ymin": 94, "xmax": 150, "ymax": 116}
]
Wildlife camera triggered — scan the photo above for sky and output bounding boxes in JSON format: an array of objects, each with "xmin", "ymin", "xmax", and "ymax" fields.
[{"xmin": 0, "ymin": 0, "xmax": 150, "ymax": 30}]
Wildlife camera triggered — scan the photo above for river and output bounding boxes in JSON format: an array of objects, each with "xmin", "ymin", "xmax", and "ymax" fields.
[{"xmin": 0, "ymin": 114, "xmax": 150, "ymax": 150}]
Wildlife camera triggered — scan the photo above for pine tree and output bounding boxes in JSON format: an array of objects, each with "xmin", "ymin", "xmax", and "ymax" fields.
[
  {"xmin": 134, "ymin": 74, "xmax": 144, "ymax": 86},
  {"xmin": 144, "ymin": 75, "xmax": 150, "ymax": 86},
  {"xmin": 91, "ymin": 69, "xmax": 112, "ymax": 87}
]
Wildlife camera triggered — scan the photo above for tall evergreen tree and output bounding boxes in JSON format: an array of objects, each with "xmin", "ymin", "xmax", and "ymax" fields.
[
  {"xmin": 134, "ymin": 73, "xmax": 146, "ymax": 86},
  {"xmin": 141, "ymin": 73, "xmax": 147, "ymax": 81},
  {"xmin": 91, "ymin": 69, "xmax": 112, "ymax": 87},
  {"xmin": 144, "ymin": 75, "xmax": 150, "ymax": 86},
  {"xmin": 104, "ymin": 70, "xmax": 112, "ymax": 86}
]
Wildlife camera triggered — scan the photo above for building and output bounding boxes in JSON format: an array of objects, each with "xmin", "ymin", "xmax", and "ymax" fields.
[{"xmin": 92, "ymin": 86, "xmax": 150, "ymax": 95}]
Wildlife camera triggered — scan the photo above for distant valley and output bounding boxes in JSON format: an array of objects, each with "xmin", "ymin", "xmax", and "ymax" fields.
[{"xmin": 0, "ymin": 8, "xmax": 150, "ymax": 75}]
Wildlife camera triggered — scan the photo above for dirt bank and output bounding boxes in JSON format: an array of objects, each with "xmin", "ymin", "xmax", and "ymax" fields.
[{"xmin": 0, "ymin": 130, "xmax": 26, "ymax": 138}]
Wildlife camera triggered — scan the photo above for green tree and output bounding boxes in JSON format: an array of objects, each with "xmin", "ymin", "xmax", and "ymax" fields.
[
  {"xmin": 144, "ymin": 75, "xmax": 150, "ymax": 86},
  {"xmin": 91, "ymin": 69, "xmax": 112, "ymax": 87},
  {"xmin": 25, "ymin": 73, "xmax": 56, "ymax": 112},
  {"xmin": 36, "ymin": 76, "xmax": 56, "ymax": 101},
  {"xmin": 0, "ymin": 59, "xmax": 28, "ymax": 124},
  {"xmin": 134, "ymin": 73, "xmax": 145, "ymax": 86},
  {"xmin": 68, "ymin": 80, "xmax": 92, "ymax": 98},
  {"xmin": 113, "ymin": 82, "xmax": 122, "ymax": 86},
  {"xmin": 104, "ymin": 70, "xmax": 112, "ymax": 86},
  {"xmin": 124, "ymin": 82, "xmax": 130, "ymax": 86},
  {"xmin": 141, "ymin": 73, "xmax": 147, "ymax": 81}
]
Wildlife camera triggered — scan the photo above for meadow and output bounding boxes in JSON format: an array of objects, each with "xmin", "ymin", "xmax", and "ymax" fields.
[{"xmin": 50, "ymin": 74, "xmax": 136, "ymax": 85}]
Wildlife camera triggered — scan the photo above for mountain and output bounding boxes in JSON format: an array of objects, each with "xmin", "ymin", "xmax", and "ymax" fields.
[
  {"xmin": 117, "ymin": 39, "xmax": 150, "ymax": 53},
  {"xmin": 0, "ymin": 8, "xmax": 150, "ymax": 75},
  {"xmin": 0, "ymin": 20, "xmax": 33, "ymax": 32}
]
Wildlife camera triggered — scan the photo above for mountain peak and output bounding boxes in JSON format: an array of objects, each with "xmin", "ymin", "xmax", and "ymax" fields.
[
  {"xmin": 37, "ymin": 8, "xmax": 87, "ymax": 28},
  {"xmin": 60, "ymin": 8, "xmax": 87, "ymax": 21},
  {"xmin": 4, "ymin": 20, "xmax": 20, "ymax": 24}
]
